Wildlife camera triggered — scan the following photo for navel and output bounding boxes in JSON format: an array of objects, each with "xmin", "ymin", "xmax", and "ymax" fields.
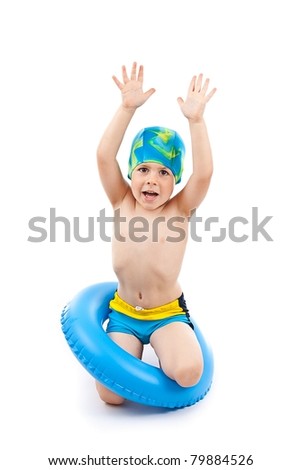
[{"xmin": 139, "ymin": 292, "xmax": 142, "ymax": 300}]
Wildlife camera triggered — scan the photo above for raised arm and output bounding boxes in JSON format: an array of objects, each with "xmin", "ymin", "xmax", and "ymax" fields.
[
  {"xmin": 97, "ymin": 62, "xmax": 156, "ymax": 207},
  {"xmin": 174, "ymin": 74, "xmax": 216, "ymax": 215}
]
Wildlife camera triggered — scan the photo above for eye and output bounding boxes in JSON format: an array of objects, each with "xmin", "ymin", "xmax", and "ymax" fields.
[
  {"xmin": 137, "ymin": 167, "xmax": 148, "ymax": 173},
  {"xmin": 160, "ymin": 169, "xmax": 170, "ymax": 176}
]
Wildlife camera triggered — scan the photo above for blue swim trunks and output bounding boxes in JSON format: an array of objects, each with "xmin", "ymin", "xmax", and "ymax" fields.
[{"xmin": 106, "ymin": 292, "xmax": 194, "ymax": 345}]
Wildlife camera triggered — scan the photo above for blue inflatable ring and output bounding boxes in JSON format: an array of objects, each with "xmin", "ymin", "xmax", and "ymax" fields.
[{"xmin": 61, "ymin": 282, "xmax": 214, "ymax": 409}]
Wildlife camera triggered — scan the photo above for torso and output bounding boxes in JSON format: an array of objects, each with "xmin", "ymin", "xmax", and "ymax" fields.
[{"xmin": 112, "ymin": 190, "xmax": 189, "ymax": 308}]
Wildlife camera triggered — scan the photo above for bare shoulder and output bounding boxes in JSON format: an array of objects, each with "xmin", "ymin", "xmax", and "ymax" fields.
[
  {"xmin": 113, "ymin": 186, "xmax": 136, "ymax": 211},
  {"xmin": 168, "ymin": 175, "xmax": 212, "ymax": 217},
  {"xmin": 164, "ymin": 191, "xmax": 192, "ymax": 218}
]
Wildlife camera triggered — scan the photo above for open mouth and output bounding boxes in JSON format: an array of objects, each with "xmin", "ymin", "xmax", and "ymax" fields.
[{"xmin": 142, "ymin": 190, "xmax": 159, "ymax": 200}]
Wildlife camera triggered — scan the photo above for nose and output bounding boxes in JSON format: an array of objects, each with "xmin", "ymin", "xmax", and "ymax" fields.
[{"xmin": 147, "ymin": 170, "xmax": 158, "ymax": 185}]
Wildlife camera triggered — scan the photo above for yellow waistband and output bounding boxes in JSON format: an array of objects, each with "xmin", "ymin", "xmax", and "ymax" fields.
[{"xmin": 109, "ymin": 291, "xmax": 185, "ymax": 321}]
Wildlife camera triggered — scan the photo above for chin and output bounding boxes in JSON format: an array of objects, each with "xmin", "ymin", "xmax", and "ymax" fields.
[{"xmin": 143, "ymin": 200, "xmax": 169, "ymax": 211}]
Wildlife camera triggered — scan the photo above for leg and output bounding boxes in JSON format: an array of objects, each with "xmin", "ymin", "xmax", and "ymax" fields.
[
  {"xmin": 95, "ymin": 332, "xmax": 143, "ymax": 405},
  {"xmin": 150, "ymin": 322, "xmax": 203, "ymax": 387}
]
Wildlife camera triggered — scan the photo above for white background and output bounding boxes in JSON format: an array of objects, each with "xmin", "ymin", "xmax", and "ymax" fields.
[{"xmin": 1, "ymin": 0, "xmax": 300, "ymax": 468}]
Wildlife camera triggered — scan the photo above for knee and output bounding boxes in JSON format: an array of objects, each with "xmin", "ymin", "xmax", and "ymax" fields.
[
  {"xmin": 95, "ymin": 381, "xmax": 125, "ymax": 406},
  {"xmin": 174, "ymin": 360, "xmax": 204, "ymax": 388}
]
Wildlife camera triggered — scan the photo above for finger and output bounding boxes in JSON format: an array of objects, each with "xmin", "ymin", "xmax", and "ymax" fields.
[
  {"xmin": 206, "ymin": 87, "xmax": 217, "ymax": 102},
  {"xmin": 188, "ymin": 75, "xmax": 196, "ymax": 93},
  {"xmin": 196, "ymin": 73, "xmax": 203, "ymax": 92},
  {"xmin": 122, "ymin": 65, "xmax": 129, "ymax": 83},
  {"xmin": 177, "ymin": 97, "xmax": 184, "ymax": 106},
  {"xmin": 201, "ymin": 78, "xmax": 210, "ymax": 94},
  {"xmin": 130, "ymin": 62, "xmax": 137, "ymax": 81},
  {"xmin": 137, "ymin": 64, "xmax": 144, "ymax": 83},
  {"xmin": 112, "ymin": 75, "xmax": 123, "ymax": 90},
  {"xmin": 144, "ymin": 87, "xmax": 156, "ymax": 100}
]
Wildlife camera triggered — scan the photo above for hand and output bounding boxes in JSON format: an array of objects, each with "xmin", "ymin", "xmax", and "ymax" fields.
[
  {"xmin": 177, "ymin": 74, "xmax": 216, "ymax": 122},
  {"xmin": 112, "ymin": 62, "xmax": 156, "ymax": 110}
]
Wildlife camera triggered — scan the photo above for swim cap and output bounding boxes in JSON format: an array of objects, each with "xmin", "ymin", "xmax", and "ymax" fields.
[{"xmin": 128, "ymin": 126, "xmax": 185, "ymax": 184}]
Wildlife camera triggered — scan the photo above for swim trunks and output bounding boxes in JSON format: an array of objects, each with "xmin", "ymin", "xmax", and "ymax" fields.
[{"xmin": 106, "ymin": 292, "xmax": 194, "ymax": 345}]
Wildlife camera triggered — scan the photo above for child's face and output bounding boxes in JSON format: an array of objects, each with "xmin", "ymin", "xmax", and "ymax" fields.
[{"xmin": 131, "ymin": 162, "xmax": 175, "ymax": 210}]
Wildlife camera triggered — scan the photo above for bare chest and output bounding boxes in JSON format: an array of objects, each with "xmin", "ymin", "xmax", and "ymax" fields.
[{"xmin": 112, "ymin": 209, "xmax": 188, "ymax": 245}]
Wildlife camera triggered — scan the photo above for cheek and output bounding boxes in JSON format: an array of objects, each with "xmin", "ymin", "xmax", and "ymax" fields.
[
  {"xmin": 132, "ymin": 173, "xmax": 145, "ymax": 186},
  {"xmin": 165, "ymin": 179, "xmax": 175, "ymax": 193},
  {"xmin": 131, "ymin": 183, "xmax": 143, "ymax": 199}
]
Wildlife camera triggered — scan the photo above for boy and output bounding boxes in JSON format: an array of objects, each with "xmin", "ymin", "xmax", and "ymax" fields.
[{"xmin": 96, "ymin": 62, "xmax": 216, "ymax": 405}]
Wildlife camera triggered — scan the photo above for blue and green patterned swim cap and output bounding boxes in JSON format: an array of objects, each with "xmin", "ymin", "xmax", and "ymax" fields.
[{"xmin": 128, "ymin": 126, "xmax": 185, "ymax": 184}]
